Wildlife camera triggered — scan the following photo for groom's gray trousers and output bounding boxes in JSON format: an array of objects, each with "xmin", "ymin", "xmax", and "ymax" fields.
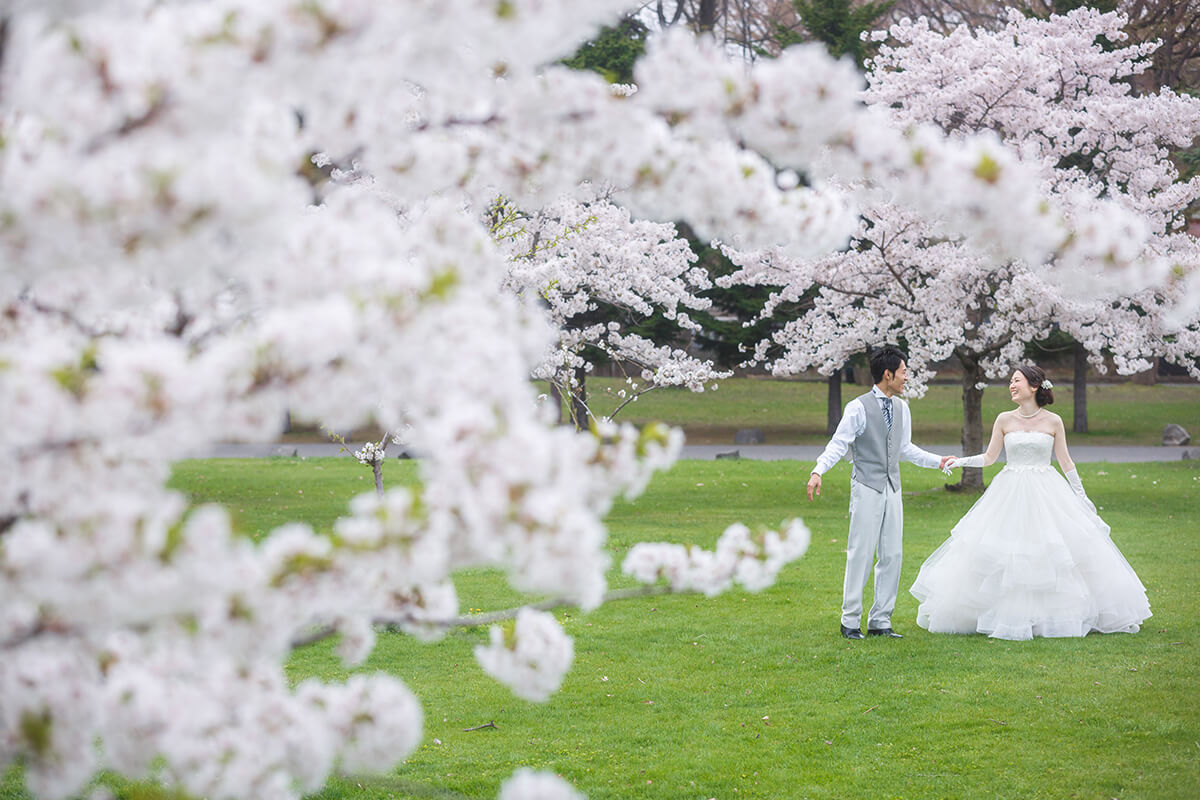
[
  {"xmin": 841, "ymin": 389, "xmax": 906, "ymax": 630},
  {"xmin": 842, "ymin": 479, "xmax": 904, "ymax": 630}
]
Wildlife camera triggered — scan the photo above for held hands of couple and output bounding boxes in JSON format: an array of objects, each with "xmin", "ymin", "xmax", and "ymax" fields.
[
  {"xmin": 944, "ymin": 454, "xmax": 986, "ymax": 473},
  {"xmin": 813, "ymin": 457, "xmax": 957, "ymax": 494},
  {"xmin": 811, "ymin": 455, "xmax": 975, "ymax": 494}
]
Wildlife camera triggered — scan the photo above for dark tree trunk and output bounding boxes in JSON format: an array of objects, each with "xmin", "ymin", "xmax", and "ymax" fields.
[
  {"xmin": 1073, "ymin": 341, "xmax": 1088, "ymax": 434},
  {"xmin": 954, "ymin": 352, "xmax": 986, "ymax": 492},
  {"xmin": 656, "ymin": 0, "xmax": 685, "ymax": 27},
  {"xmin": 569, "ymin": 365, "xmax": 589, "ymax": 431},
  {"xmin": 827, "ymin": 370, "xmax": 843, "ymax": 436},
  {"xmin": 697, "ymin": 0, "xmax": 720, "ymax": 32},
  {"xmin": 0, "ymin": 17, "xmax": 9, "ymax": 85}
]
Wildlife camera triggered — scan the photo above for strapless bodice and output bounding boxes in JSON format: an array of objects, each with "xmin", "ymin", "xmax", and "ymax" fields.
[{"xmin": 1003, "ymin": 431, "xmax": 1054, "ymax": 467}]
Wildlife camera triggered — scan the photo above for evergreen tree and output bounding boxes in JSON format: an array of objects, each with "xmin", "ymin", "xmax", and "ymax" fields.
[
  {"xmin": 783, "ymin": 0, "xmax": 895, "ymax": 66},
  {"xmin": 561, "ymin": 17, "xmax": 649, "ymax": 84},
  {"xmin": 687, "ymin": 228, "xmax": 810, "ymax": 371}
]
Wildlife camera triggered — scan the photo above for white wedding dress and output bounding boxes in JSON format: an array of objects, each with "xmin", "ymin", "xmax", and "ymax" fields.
[{"xmin": 910, "ymin": 431, "xmax": 1151, "ymax": 640}]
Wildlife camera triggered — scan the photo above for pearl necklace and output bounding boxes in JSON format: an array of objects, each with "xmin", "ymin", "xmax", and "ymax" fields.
[{"xmin": 1016, "ymin": 407, "xmax": 1042, "ymax": 419}]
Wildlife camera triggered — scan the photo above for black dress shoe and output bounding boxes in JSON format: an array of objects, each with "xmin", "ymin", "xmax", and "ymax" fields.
[
  {"xmin": 840, "ymin": 624, "xmax": 864, "ymax": 640},
  {"xmin": 867, "ymin": 627, "xmax": 903, "ymax": 638}
]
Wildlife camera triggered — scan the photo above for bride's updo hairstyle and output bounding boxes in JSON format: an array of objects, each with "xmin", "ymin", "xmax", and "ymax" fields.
[{"xmin": 1017, "ymin": 364, "xmax": 1054, "ymax": 407}]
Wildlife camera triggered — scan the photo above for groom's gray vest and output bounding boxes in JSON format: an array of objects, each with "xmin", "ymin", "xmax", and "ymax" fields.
[{"xmin": 850, "ymin": 391, "xmax": 902, "ymax": 492}]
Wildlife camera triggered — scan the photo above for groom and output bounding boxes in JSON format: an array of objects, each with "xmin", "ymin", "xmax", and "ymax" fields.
[{"xmin": 806, "ymin": 347, "xmax": 951, "ymax": 640}]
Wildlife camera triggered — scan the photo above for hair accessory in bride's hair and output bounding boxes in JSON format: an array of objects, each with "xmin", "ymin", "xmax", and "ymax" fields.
[{"xmin": 1041, "ymin": 379, "xmax": 1053, "ymax": 390}]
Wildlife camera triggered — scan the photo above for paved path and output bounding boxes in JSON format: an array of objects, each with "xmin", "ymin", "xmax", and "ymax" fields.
[
  {"xmin": 194, "ymin": 442, "xmax": 1198, "ymax": 463},
  {"xmin": 677, "ymin": 444, "xmax": 1195, "ymax": 463}
]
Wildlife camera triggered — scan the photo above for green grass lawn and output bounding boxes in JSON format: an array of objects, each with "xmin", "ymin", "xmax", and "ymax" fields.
[
  {"xmin": 7, "ymin": 455, "xmax": 1193, "ymax": 800},
  {"xmin": 535, "ymin": 378, "xmax": 1200, "ymax": 446}
]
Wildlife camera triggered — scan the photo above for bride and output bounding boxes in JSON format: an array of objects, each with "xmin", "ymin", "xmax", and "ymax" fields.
[{"xmin": 910, "ymin": 364, "xmax": 1151, "ymax": 640}]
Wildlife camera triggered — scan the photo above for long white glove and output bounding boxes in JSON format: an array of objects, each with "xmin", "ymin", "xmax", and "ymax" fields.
[
  {"xmin": 1065, "ymin": 469, "xmax": 1098, "ymax": 514},
  {"xmin": 955, "ymin": 453, "xmax": 986, "ymax": 469}
]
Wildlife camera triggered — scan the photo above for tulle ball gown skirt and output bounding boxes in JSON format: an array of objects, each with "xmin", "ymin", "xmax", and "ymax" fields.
[{"xmin": 910, "ymin": 465, "xmax": 1151, "ymax": 641}]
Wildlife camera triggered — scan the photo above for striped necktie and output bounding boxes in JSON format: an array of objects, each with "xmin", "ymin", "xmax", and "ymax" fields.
[{"xmin": 881, "ymin": 397, "xmax": 893, "ymax": 431}]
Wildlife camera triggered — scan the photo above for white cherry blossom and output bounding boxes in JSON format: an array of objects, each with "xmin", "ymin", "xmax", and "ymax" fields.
[{"xmin": 474, "ymin": 609, "xmax": 575, "ymax": 703}]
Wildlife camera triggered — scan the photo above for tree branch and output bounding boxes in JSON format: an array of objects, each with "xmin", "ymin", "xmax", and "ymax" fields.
[{"xmin": 289, "ymin": 585, "xmax": 672, "ymax": 649}]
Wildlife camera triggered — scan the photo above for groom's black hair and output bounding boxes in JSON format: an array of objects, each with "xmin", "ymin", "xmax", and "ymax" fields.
[{"xmin": 870, "ymin": 346, "xmax": 907, "ymax": 384}]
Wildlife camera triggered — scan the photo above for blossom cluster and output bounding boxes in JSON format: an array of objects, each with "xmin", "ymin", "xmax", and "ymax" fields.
[
  {"xmin": 353, "ymin": 442, "xmax": 387, "ymax": 465},
  {"xmin": 621, "ymin": 520, "xmax": 812, "ymax": 596},
  {"xmin": 474, "ymin": 609, "xmax": 575, "ymax": 703},
  {"xmin": 499, "ymin": 769, "xmax": 586, "ymax": 800}
]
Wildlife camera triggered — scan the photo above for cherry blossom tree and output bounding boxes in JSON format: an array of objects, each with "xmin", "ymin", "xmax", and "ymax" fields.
[
  {"xmin": 0, "ymin": 1, "xmax": 1170, "ymax": 798},
  {"xmin": 882, "ymin": 1, "xmax": 1200, "ymax": 94},
  {"xmin": 727, "ymin": 206, "xmax": 1200, "ymax": 487},
  {"xmin": 869, "ymin": 5, "xmax": 1200, "ymax": 435},
  {"xmin": 723, "ymin": 7, "xmax": 1200, "ymax": 488},
  {"xmin": 495, "ymin": 189, "xmax": 730, "ymax": 429}
]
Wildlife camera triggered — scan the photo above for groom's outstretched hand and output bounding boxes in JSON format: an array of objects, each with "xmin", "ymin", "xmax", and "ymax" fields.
[
  {"xmin": 807, "ymin": 472, "xmax": 822, "ymax": 501},
  {"xmin": 939, "ymin": 455, "xmax": 956, "ymax": 471}
]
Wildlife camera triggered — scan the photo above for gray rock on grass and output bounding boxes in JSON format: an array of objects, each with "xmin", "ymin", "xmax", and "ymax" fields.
[{"xmin": 1163, "ymin": 424, "xmax": 1191, "ymax": 446}]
